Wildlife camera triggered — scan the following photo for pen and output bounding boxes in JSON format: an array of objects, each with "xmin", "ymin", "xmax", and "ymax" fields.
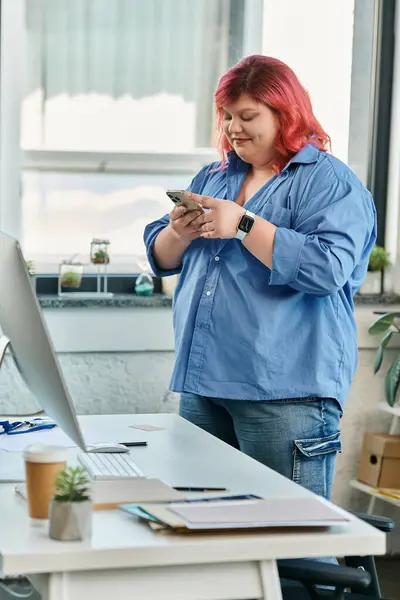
[
  {"xmin": 173, "ymin": 486, "xmax": 228, "ymax": 492},
  {"xmin": 119, "ymin": 441, "xmax": 148, "ymax": 447}
]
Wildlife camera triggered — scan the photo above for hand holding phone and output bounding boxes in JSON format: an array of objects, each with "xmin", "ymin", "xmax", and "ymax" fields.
[
  {"xmin": 166, "ymin": 190, "xmax": 204, "ymax": 213},
  {"xmin": 167, "ymin": 190, "xmax": 203, "ymax": 242}
]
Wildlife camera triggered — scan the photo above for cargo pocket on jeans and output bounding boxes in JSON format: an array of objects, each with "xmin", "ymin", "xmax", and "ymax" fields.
[{"xmin": 292, "ymin": 431, "xmax": 342, "ymax": 499}]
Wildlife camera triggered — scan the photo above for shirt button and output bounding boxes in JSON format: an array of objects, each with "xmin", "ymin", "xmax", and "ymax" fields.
[
  {"xmin": 214, "ymin": 256, "xmax": 220, "ymax": 262},
  {"xmin": 206, "ymin": 291, "xmax": 211, "ymax": 296}
]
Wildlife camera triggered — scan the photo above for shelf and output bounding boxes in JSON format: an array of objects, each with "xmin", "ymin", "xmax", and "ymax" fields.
[
  {"xmin": 350, "ymin": 480, "xmax": 400, "ymax": 508},
  {"xmin": 377, "ymin": 402, "xmax": 400, "ymax": 418}
]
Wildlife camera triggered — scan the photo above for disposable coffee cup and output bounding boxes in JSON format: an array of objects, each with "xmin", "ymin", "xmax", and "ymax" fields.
[{"xmin": 24, "ymin": 444, "xmax": 67, "ymax": 519}]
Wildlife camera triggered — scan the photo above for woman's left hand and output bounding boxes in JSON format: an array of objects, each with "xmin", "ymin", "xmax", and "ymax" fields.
[{"xmin": 185, "ymin": 192, "xmax": 245, "ymax": 239}]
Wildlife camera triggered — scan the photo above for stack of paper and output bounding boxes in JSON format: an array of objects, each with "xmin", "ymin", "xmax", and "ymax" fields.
[{"xmin": 121, "ymin": 496, "xmax": 351, "ymax": 534}]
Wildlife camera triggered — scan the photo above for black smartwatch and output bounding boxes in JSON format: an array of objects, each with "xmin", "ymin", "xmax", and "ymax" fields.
[{"xmin": 235, "ymin": 210, "xmax": 255, "ymax": 240}]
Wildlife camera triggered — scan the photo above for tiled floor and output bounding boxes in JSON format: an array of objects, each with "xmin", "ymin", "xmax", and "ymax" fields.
[{"xmin": 376, "ymin": 557, "xmax": 400, "ymax": 599}]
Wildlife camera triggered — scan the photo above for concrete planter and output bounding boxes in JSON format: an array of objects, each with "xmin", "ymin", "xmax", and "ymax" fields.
[
  {"xmin": 359, "ymin": 271, "xmax": 382, "ymax": 295},
  {"xmin": 49, "ymin": 499, "xmax": 92, "ymax": 541}
]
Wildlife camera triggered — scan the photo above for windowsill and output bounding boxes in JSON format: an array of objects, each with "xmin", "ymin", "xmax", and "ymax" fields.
[
  {"xmin": 22, "ymin": 148, "xmax": 219, "ymax": 173},
  {"xmin": 36, "ymin": 291, "xmax": 400, "ymax": 309},
  {"xmin": 354, "ymin": 293, "xmax": 400, "ymax": 305},
  {"xmin": 37, "ymin": 293, "xmax": 172, "ymax": 309}
]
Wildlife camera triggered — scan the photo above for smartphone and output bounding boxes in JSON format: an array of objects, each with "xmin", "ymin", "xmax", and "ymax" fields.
[{"xmin": 166, "ymin": 190, "xmax": 204, "ymax": 213}]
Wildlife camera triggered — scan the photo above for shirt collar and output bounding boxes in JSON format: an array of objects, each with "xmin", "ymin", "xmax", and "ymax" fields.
[
  {"xmin": 286, "ymin": 143, "xmax": 320, "ymax": 166},
  {"xmin": 226, "ymin": 142, "xmax": 320, "ymax": 172}
]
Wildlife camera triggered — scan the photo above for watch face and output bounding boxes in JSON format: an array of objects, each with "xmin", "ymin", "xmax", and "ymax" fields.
[{"xmin": 239, "ymin": 214, "xmax": 254, "ymax": 234}]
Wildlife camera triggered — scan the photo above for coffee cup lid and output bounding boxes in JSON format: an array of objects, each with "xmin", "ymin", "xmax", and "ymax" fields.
[{"xmin": 23, "ymin": 444, "xmax": 68, "ymax": 463}]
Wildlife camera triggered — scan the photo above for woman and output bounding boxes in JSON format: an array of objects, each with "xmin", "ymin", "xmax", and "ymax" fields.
[{"xmin": 144, "ymin": 55, "xmax": 376, "ymax": 500}]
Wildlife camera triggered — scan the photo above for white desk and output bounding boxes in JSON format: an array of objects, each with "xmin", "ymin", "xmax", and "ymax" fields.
[{"xmin": 0, "ymin": 413, "xmax": 386, "ymax": 600}]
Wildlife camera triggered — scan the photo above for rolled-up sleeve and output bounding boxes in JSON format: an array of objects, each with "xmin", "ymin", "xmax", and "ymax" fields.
[
  {"xmin": 269, "ymin": 178, "xmax": 377, "ymax": 296},
  {"xmin": 143, "ymin": 214, "xmax": 182, "ymax": 277},
  {"xmin": 143, "ymin": 163, "xmax": 213, "ymax": 277}
]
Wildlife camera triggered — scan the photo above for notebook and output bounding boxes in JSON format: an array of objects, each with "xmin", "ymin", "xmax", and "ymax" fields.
[{"xmin": 137, "ymin": 496, "xmax": 351, "ymax": 532}]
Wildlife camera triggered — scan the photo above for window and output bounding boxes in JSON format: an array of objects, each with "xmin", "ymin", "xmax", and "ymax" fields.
[
  {"xmin": 22, "ymin": 169, "xmax": 211, "ymax": 274},
  {"xmin": 20, "ymin": 0, "xmax": 260, "ymax": 273},
  {"xmin": 23, "ymin": 0, "xmax": 234, "ymax": 152},
  {"xmin": 0, "ymin": 1, "xmax": 390, "ymax": 279}
]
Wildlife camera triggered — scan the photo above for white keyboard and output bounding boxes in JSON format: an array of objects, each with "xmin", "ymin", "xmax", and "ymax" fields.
[{"xmin": 78, "ymin": 452, "xmax": 145, "ymax": 480}]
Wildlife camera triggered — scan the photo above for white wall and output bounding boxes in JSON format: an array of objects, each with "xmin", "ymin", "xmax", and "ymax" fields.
[{"xmin": 262, "ymin": 0, "xmax": 354, "ymax": 163}]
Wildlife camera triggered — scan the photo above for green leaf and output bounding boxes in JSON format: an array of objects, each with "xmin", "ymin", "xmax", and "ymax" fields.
[
  {"xmin": 54, "ymin": 465, "xmax": 91, "ymax": 502},
  {"xmin": 368, "ymin": 313, "xmax": 398, "ymax": 336},
  {"xmin": 384, "ymin": 355, "xmax": 400, "ymax": 407},
  {"xmin": 374, "ymin": 330, "xmax": 393, "ymax": 374}
]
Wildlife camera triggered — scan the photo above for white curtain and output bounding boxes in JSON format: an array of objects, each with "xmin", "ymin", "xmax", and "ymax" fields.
[{"xmin": 23, "ymin": 0, "xmax": 231, "ymax": 150}]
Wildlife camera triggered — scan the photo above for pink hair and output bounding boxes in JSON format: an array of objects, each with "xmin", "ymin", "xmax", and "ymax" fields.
[{"xmin": 214, "ymin": 55, "xmax": 331, "ymax": 172}]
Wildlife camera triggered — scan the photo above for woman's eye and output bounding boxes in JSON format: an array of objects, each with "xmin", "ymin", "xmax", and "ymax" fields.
[
  {"xmin": 242, "ymin": 116, "xmax": 254, "ymax": 122},
  {"xmin": 223, "ymin": 115, "xmax": 232, "ymax": 121}
]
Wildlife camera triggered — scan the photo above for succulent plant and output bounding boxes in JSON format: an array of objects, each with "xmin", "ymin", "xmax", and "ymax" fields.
[{"xmin": 54, "ymin": 466, "xmax": 91, "ymax": 503}]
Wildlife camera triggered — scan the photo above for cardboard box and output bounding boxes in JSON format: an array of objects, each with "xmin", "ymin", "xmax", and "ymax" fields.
[{"xmin": 358, "ymin": 433, "xmax": 400, "ymax": 488}]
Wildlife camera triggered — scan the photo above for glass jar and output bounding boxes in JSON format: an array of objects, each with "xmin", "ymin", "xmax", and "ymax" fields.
[
  {"xmin": 59, "ymin": 261, "xmax": 83, "ymax": 289},
  {"xmin": 135, "ymin": 255, "xmax": 154, "ymax": 296},
  {"xmin": 135, "ymin": 272, "xmax": 154, "ymax": 296},
  {"xmin": 90, "ymin": 238, "xmax": 110, "ymax": 265}
]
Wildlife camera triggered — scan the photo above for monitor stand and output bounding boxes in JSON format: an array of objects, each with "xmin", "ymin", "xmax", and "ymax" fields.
[{"xmin": 0, "ymin": 334, "xmax": 128, "ymax": 453}]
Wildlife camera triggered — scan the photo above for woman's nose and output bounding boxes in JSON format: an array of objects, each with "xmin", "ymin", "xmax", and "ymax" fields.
[{"xmin": 228, "ymin": 118, "xmax": 242, "ymax": 134}]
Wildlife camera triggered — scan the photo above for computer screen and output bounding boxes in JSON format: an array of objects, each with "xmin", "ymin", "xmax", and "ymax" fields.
[{"xmin": 0, "ymin": 231, "xmax": 86, "ymax": 450}]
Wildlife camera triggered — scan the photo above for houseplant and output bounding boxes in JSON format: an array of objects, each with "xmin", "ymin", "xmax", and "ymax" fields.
[
  {"xmin": 369, "ymin": 312, "xmax": 400, "ymax": 406},
  {"xmin": 368, "ymin": 245, "xmax": 390, "ymax": 272},
  {"xmin": 49, "ymin": 466, "xmax": 92, "ymax": 541},
  {"xmin": 90, "ymin": 239, "xmax": 110, "ymax": 265},
  {"xmin": 59, "ymin": 260, "xmax": 83, "ymax": 289},
  {"xmin": 360, "ymin": 245, "xmax": 390, "ymax": 294},
  {"xmin": 92, "ymin": 249, "xmax": 110, "ymax": 264}
]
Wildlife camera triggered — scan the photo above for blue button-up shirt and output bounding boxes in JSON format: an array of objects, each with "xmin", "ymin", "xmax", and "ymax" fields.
[{"xmin": 144, "ymin": 144, "xmax": 376, "ymax": 408}]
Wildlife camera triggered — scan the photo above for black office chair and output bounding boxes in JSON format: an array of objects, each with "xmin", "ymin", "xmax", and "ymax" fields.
[{"xmin": 278, "ymin": 512, "xmax": 395, "ymax": 600}]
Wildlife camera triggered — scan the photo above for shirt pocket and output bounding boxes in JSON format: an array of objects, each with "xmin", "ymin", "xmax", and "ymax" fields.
[{"xmin": 258, "ymin": 202, "xmax": 292, "ymax": 229}]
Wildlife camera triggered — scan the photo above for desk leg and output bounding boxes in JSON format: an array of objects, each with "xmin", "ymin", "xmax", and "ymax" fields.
[
  {"xmin": 258, "ymin": 560, "xmax": 283, "ymax": 600},
  {"xmin": 48, "ymin": 572, "xmax": 68, "ymax": 600}
]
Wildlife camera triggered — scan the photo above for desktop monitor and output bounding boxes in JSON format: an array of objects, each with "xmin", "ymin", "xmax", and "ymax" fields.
[{"xmin": 0, "ymin": 231, "xmax": 87, "ymax": 450}]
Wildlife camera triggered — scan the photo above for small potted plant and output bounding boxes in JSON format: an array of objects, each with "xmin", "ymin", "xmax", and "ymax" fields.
[
  {"xmin": 49, "ymin": 466, "xmax": 92, "ymax": 541},
  {"xmin": 91, "ymin": 239, "xmax": 110, "ymax": 265},
  {"xmin": 359, "ymin": 245, "xmax": 390, "ymax": 295},
  {"xmin": 59, "ymin": 260, "xmax": 83, "ymax": 289}
]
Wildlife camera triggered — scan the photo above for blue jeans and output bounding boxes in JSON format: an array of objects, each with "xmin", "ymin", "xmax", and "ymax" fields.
[{"xmin": 179, "ymin": 394, "xmax": 343, "ymax": 500}]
